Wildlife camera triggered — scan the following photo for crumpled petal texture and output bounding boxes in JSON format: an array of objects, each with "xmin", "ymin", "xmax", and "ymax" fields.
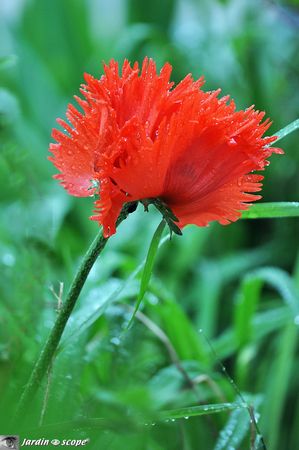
[{"xmin": 49, "ymin": 58, "xmax": 282, "ymax": 237}]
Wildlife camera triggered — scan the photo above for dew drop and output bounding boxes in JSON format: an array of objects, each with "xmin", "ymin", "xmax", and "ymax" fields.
[
  {"xmin": 2, "ymin": 253, "xmax": 15, "ymax": 267},
  {"xmin": 110, "ymin": 337, "xmax": 121, "ymax": 346},
  {"xmin": 148, "ymin": 294, "xmax": 158, "ymax": 305}
]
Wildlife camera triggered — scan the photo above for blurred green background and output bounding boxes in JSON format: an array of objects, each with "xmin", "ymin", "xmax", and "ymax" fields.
[{"xmin": 0, "ymin": 0, "xmax": 299, "ymax": 449}]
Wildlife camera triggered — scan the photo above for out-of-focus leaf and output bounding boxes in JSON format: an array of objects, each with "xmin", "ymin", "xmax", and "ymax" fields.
[
  {"xmin": 60, "ymin": 278, "xmax": 136, "ymax": 347},
  {"xmin": 157, "ymin": 300, "xmax": 209, "ymax": 362},
  {"xmin": 128, "ymin": 0, "xmax": 176, "ymax": 30},
  {"xmin": 261, "ymin": 322, "xmax": 298, "ymax": 450},
  {"xmin": 114, "ymin": 23, "xmax": 157, "ymax": 59},
  {"xmin": 250, "ymin": 266, "xmax": 299, "ymax": 316},
  {"xmin": 213, "ymin": 306, "xmax": 293, "ymax": 359},
  {"xmin": 234, "ymin": 275, "xmax": 263, "ymax": 347},
  {"xmin": 0, "ymin": 88, "xmax": 20, "ymax": 124},
  {"xmin": 0, "ymin": 54, "xmax": 17, "ymax": 71}
]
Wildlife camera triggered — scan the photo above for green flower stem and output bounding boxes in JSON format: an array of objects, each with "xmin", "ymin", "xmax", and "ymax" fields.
[
  {"xmin": 14, "ymin": 202, "xmax": 136, "ymax": 424},
  {"xmin": 241, "ymin": 202, "xmax": 299, "ymax": 219}
]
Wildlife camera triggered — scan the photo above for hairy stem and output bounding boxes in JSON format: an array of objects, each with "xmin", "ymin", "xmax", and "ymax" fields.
[{"xmin": 14, "ymin": 202, "xmax": 136, "ymax": 423}]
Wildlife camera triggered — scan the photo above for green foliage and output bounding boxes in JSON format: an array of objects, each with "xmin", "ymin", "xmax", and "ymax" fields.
[{"xmin": 1, "ymin": 0, "xmax": 299, "ymax": 449}]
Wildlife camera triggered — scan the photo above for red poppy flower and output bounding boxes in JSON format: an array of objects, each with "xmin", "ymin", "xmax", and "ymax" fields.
[{"xmin": 49, "ymin": 58, "xmax": 282, "ymax": 237}]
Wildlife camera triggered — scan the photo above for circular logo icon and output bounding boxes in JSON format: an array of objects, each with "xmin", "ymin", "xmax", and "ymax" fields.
[{"xmin": 51, "ymin": 439, "xmax": 60, "ymax": 446}]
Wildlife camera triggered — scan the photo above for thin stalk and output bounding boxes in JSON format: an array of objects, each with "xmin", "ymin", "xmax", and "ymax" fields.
[
  {"xmin": 14, "ymin": 202, "xmax": 135, "ymax": 423},
  {"xmin": 271, "ymin": 118, "xmax": 299, "ymax": 143}
]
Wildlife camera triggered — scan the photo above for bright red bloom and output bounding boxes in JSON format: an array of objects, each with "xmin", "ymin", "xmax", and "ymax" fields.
[{"xmin": 49, "ymin": 58, "xmax": 282, "ymax": 237}]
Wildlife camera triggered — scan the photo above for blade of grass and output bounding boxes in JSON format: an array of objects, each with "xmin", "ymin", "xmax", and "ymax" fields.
[
  {"xmin": 271, "ymin": 118, "xmax": 299, "ymax": 143},
  {"xmin": 241, "ymin": 202, "xmax": 299, "ymax": 219},
  {"xmin": 234, "ymin": 275, "xmax": 262, "ymax": 348},
  {"xmin": 160, "ymin": 402, "xmax": 246, "ymax": 420},
  {"xmin": 261, "ymin": 322, "xmax": 298, "ymax": 450},
  {"xmin": 126, "ymin": 220, "xmax": 166, "ymax": 328}
]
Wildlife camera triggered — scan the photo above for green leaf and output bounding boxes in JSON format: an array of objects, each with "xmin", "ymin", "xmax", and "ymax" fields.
[
  {"xmin": 127, "ymin": 220, "xmax": 166, "ymax": 328},
  {"xmin": 241, "ymin": 202, "xmax": 299, "ymax": 219},
  {"xmin": 271, "ymin": 118, "xmax": 299, "ymax": 143},
  {"xmin": 160, "ymin": 402, "xmax": 246, "ymax": 420}
]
